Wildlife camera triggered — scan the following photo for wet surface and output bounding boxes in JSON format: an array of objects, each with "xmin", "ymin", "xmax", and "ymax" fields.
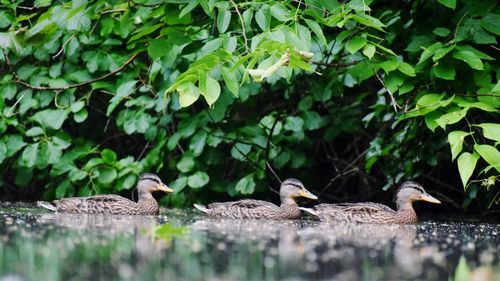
[{"xmin": 0, "ymin": 205, "xmax": 499, "ymax": 281}]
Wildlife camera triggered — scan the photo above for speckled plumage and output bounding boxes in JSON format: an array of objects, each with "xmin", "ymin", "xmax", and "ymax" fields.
[
  {"xmin": 194, "ymin": 178, "xmax": 317, "ymax": 220},
  {"xmin": 302, "ymin": 181, "xmax": 441, "ymax": 224},
  {"xmin": 37, "ymin": 173, "xmax": 173, "ymax": 215}
]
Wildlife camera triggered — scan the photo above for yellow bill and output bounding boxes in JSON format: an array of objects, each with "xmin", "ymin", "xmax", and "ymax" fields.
[
  {"xmin": 157, "ymin": 183, "xmax": 174, "ymax": 193},
  {"xmin": 419, "ymin": 193, "xmax": 441, "ymax": 204}
]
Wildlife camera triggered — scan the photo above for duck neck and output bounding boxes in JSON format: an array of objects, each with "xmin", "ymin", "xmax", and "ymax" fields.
[
  {"xmin": 138, "ymin": 191, "xmax": 155, "ymax": 204},
  {"xmin": 280, "ymin": 197, "xmax": 298, "ymax": 207},
  {"xmin": 396, "ymin": 201, "xmax": 418, "ymax": 223}
]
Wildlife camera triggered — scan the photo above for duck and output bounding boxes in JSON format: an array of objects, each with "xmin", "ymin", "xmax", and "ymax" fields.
[
  {"xmin": 300, "ymin": 181, "xmax": 441, "ymax": 224},
  {"xmin": 194, "ymin": 178, "xmax": 318, "ymax": 220},
  {"xmin": 37, "ymin": 173, "xmax": 173, "ymax": 215}
]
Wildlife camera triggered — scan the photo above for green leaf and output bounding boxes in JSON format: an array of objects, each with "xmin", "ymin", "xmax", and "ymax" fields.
[
  {"xmin": 437, "ymin": 0, "xmax": 456, "ymax": 9},
  {"xmin": 231, "ymin": 143, "xmax": 252, "ymax": 161},
  {"xmin": 217, "ymin": 9, "xmax": 231, "ymax": 33},
  {"xmin": 177, "ymin": 82, "xmax": 200, "ymax": 108},
  {"xmin": 235, "ymin": 173, "xmax": 256, "ymax": 194},
  {"xmin": 177, "ymin": 155, "xmax": 195, "ymax": 173},
  {"xmin": 284, "ymin": 116, "xmax": 304, "ymax": 132},
  {"xmin": 303, "ymin": 111, "xmax": 322, "ymax": 130},
  {"xmin": 170, "ymin": 176, "xmax": 188, "ymax": 193},
  {"xmin": 199, "ymin": 73, "xmax": 221, "ymax": 107},
  {"xmin": 436, "ymin": 108, "xmax": 468, "ymax": 129},
  {"xmin": 70, "ymin": 101, "xmax": 85, "ymax": 113},
  {"xmin": 101, "ymin": 149, "xmax": 117, "ymax": 163},
  {"xmin": 147, "ymin": 39, "xmax": 172, "ymax": 60},
  {"xmin": 351, "ymin": 14, "xmax": 385, "ymax": 31},
  {"xmin": 418, "ymin": 42, "xmax": 443, "ymax": 64},
  {"xmin": 304, "ymin": 19, "xmax": 327, "ymax": 47},
  {"xmin": 21, "ymin": 143, "xmax": 39, "ymax": 167},
  {"xmin": 480, "ymin": 13, "xmax": 500, "ymax": 36},
  {"xmin": 255, "ymin": 5, "xmax": 271, "ymax": 30},
  {"xmin": 116, "ymin": 174, "xmax": 137, "ymax": 190},
  {"xmin": 46, "ymin": 141, "xmax": 62, "ymax": 164},
  {"xmin": 424, "ymin": 111, "xmax": 441, "ymax": 132},
  {"xmin": 474, "ymin": 144, "xmax": 500, "ymax": 172},
  {"xmin": 5, "ymin": 135, "xmax": 26, "ymax": 157},
  {"xmin": 477, "ymin": 123, "xmax": 500, "ymax": 142},
  {"xmin": 221, "ymin": 67, "xmax": 239, "ymax": 97},
  {"xmin": 457, "ymin": 152, "xmax": 479, "ymax": 189},
  {"xmin": 270, "ymin": 3, "xmax": 290, "ymax": 22},
  {"xmin": 189, "ymin": 131, "xmax": 207, "ymax": 156},
  {"xmin": 398, "ymin": 62, "xmax": 416, "ymax": 77},
  {"xmin": 0, "ymin": 141, "xmax": 6, "ymax": 163},
  {"xmin": 32, "ymin": 109, "xmax": 68, "ymax": 130},
  {"xmin": 433, "ymin": 62, "xmax": 455, "ymax": 80},
  {"xmin": 56, "ymin": 180, "xmax": 71, "ymax": 199},
  {"xmin": 380, "ymin": 60, "xmax": 399, "ymax": 73},
  {"xmin": 346, "ymin": 36, "xmax": 367, "ymax": 54},
  {"xmin": 362, "ymin": 44, "xmax": 376, "ymax": 59},
  {"xmin": 433, "ymin": 46, "xmax": 455, "ymax": 61},
  {"xmin": 107, "ymin": 80, "xmax": 137, "ymax": 116},
  {"xmin": 98, "ymin": 167, "xmax": 117, "ymax": 184},
  {"xmin": 129, "ymin": 23, "xmax": 162, "ymax": 42},
  {"xmin": 433, "ymin": 27, "xmax": 451, "ymax": 37},
  {"xmin": 453, "ymin": 50, "xmax": 483, "ymax": 70},
  {"xmin": 26, "ymin": 127, "xmax": 45, "ymax": 137},
  {"xmin": 73, "ymin": 108, "xmax": 88, "ymax": 123},
  {"xmin": 188, "ymin": 171, "xmax": 209, "ymax": 188},
  {"xmin": 448, "ymin": 131, "xmax": 471, "ymax": 161}
]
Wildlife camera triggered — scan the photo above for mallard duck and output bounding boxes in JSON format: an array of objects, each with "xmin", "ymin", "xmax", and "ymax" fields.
[
  {"xmin": 194, "ymin": 178, "xmax": 318, "ymax": 219},
  {"xmin": 300, "ymin": 181, "xmax": 441, "ymax": 224},
  {"xmin": 37, "ymin": 173, "xmax": 173, "ymax": 215}
]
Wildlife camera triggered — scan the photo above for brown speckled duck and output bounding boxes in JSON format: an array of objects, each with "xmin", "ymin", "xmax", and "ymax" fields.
[
  {"xmin": 300, "ymin": 181, "xmax": 441, "ymax": 224},
  {"xmin": 37, "ymin": 173, "xmax": 173, "ymax": 215},
  {"xmin": 194, "ymin": 178, "xmax": 318, "ymax": 220}
]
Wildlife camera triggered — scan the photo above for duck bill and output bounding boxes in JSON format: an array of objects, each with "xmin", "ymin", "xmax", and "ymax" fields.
[
  {"xmin": 298, "ymin": 189, "xmax": 318, "ymax": 200},
  {"xmin": 157, "ymin": 183, "xmax": 174, "ymax": 193},
  {"xmin": 419, "ymin": 193, "xmax": 441, "ymax": 204}
]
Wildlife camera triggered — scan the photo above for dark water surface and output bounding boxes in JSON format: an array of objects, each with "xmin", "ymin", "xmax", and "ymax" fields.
[{"xmin": 0, "ymin": 206, "xmax": 499, "ymax": 281}]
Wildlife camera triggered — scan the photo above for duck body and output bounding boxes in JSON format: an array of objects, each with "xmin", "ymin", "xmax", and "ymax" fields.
[
  {"xmin": 305, "ymin": 202, "xmax": 418, "ymax": 224},
  {"xmin": 37, "ymin": 173, "xmax": 173, "ymax": 215},
  {"xmin": 301, "ymin": 181, "xmax": 440, "ymax": 224},
  {"xmin": 196, "ymin": 199, "xmax": 302, "ymax": 220},
  {"xmin": 41, "ymin": 195, "xmax": 161, "ymax": 215},
  {"xmin": 194, "ymin": 178, "xmax": 317, "ymax": 220}
]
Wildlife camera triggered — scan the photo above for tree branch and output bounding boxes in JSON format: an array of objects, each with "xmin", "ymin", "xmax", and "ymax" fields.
[{"xmin": 2, "ymin": 49, "xmax": 140, "ymax": 91}]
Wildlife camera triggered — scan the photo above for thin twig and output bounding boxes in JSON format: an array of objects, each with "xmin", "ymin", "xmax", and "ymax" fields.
[
  {"xmin": 52, "ymin": 34, "xmax": 76, "ymax": 60},
  {"xmin": 200, "ymin": 128, "xmax": 266, "ymax": 150},
  {"xmin": 137, "ymin": 142, "xmax": 151, "ymax": 161},
  {"xmin": 312, "ymin": 60, "xmax": 362, "ymax": 68},
  {"xmin": 2, "ymin": 49, "xmax": 140, "ymax": 91},
  {"xmin": 455, "ymin": 92, "xmax": 500, "ymax": 97},
  {"xmin": 319, "ymin": 149, "xmax": 368, "ymax": 195},
  {"xmin": 374, "ymin": 72, "xmax": 401, "ymax": 112},
  {"xmin": 101, "ymin": 9, "xmax": 128, "ymax": 15},
  {"xmin": 319, "ymin": 167, "xmax": 359, "ymax": 194},
  {"xmin": 263, "ymin": 115, "xmax": 282, "ymax": 186},
  {"xmin": 229, "ymin": 0, "xmax": 249, "ymax": 54}
]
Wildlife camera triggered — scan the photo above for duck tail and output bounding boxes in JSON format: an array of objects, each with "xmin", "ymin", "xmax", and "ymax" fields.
[
  {"xmin": 193, "ymin": 203, "xmax": 209, "ymax": 213},
  {"xmin": 299, "ymin": 207, "xmax": 318, "ymax": 217},
  {"xmin": 37, "ymin": 201, "xmax": 57, "ymax": 212}
]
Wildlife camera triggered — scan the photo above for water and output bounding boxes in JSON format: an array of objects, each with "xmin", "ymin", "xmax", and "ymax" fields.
[{"xmin": 0, "ymin": 205, "xmax": 499, "ymax": 281}]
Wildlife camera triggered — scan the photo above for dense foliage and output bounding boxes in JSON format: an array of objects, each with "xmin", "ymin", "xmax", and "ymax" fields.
[{"xmin": 0, "ymin": 0, "xmax": 498, "ymax": 211}]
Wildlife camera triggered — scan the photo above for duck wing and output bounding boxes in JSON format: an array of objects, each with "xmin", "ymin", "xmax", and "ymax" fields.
[
  {"xmin": 53, "ymin": 195, "xmax": 138, "ymax": 214},
  {"xmin": 314, "ymin": 202, "xmax": 396, "ymax": 223}
]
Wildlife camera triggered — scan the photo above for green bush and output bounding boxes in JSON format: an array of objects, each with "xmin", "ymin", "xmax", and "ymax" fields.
[{"xmin": 0, "ymin": 0, "xmax": 498, "ymax": 209}]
